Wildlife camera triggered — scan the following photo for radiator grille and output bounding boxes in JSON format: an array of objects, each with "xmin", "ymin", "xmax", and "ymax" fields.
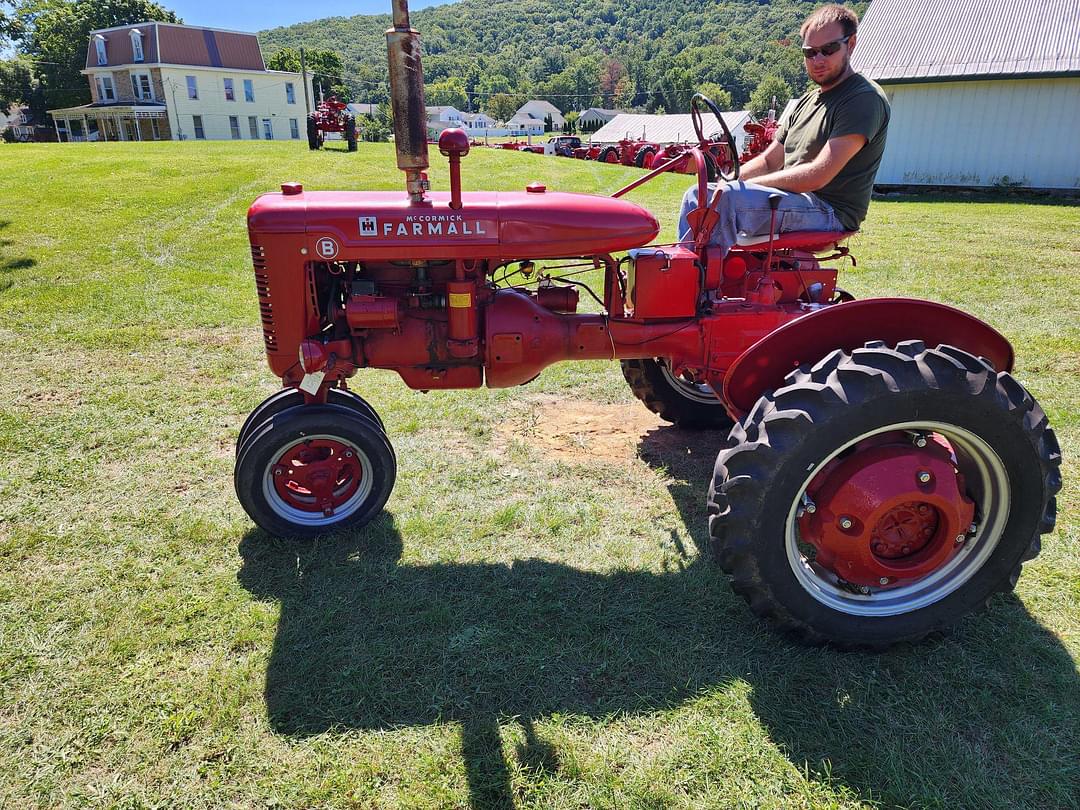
[{"xmin": 251, "ymin": 244, "xmax": 277, "ymax": 352}]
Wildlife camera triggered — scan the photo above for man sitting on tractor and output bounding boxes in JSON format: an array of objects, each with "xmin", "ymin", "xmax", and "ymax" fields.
[{"xmin": 678, "ymin": 4, "xmax": 890, "ymax": 250}]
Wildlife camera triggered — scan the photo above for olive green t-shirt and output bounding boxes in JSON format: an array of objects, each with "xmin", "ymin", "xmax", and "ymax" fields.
[{"xmin": 776, "ymin": 73, "xmax": 890, "ymax": 231}]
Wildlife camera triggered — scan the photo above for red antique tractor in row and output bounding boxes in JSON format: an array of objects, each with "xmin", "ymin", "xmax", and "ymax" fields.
[
  {"xmin": 307, "ymin": 95, "xmax": 358, "ymax": 152},
  {"xmin": 235, "ymin": 0, "xmax": 1060, "ymax": 647}
]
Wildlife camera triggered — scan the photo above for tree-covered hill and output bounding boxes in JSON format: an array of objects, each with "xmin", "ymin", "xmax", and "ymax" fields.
[{"xmin": 259, "ymin": 0, "xmax": 866, "ymax": 117}]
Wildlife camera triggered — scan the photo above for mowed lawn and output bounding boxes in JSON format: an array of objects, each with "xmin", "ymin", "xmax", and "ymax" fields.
[{"xmin": 1, "ymin": 141, "xmax": 1078, "ymax": 809}]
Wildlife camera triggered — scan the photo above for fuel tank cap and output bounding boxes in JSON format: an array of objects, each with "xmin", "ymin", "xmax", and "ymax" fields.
[{"xmin": 526, "ymin": 182, "xmax": 547, "ymax": 193}]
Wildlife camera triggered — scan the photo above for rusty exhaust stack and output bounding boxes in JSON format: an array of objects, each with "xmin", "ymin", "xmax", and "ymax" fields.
[{"xmin": 386, "ymin": 0, "xmax": 430, "ymax": 203}]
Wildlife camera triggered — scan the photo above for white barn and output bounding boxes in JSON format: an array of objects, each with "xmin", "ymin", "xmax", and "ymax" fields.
[
  {"xmin": 852, "ymin": 0, "xmax": 1080, "ymax": 189},
  {"xmin": 590, "ymin": 111, "xmax": 755, "ymax": 152}
]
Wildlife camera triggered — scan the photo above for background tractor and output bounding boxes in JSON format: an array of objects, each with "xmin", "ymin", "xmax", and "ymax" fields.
[
  {"xmin": 235, "ymin": 0, "xmax": 1060, "ymax": 648},
  {"xmin": 307, "ymin": 95, "xmax": 358, "ymax": 152}
]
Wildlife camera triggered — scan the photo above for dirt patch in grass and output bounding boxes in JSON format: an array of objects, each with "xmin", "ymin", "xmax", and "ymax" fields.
[{"xmin": 499, "ymin": 396, "xmax": 671, "ymax": 465}]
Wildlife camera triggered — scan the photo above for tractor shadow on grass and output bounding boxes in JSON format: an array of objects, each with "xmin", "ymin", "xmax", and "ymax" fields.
[{"xmin": 238, "ymin": 428, "xmax": 1078, "ymax": 808}]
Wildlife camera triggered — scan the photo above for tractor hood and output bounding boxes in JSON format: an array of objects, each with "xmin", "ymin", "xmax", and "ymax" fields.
[{"xmin": 247, "ymin": 187, "xmax": 660, "ymax": 262}]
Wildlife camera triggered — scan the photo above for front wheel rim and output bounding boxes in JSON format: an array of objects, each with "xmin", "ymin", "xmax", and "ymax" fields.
[
  {"xmin": 785, "ymin": 421, "xmax": 1010, "ymax": 616},
  {"xmin": 262, "ymin": 433, "xmax": 374, "ymax": 527}
]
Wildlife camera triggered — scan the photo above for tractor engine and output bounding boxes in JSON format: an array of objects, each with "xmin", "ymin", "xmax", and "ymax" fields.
[{"xmin": 247, "ymin": 180, "xmax": 661, "ymax": 392}]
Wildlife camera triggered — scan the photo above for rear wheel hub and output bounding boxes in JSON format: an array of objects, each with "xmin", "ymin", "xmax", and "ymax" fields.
[{"xmin": 798, "ymin": 438, "xmax": 975, "ymax": 587}]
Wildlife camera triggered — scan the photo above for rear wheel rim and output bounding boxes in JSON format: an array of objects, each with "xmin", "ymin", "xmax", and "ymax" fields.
[
  {"xmin": 785, "ymin": 421, "xmax": 1010, "ymax": 616},
  {"xmin": 262, "ymin": 433, "xmax": 374, "ymax": 527},
  {"xmin": 658, "ymin": 361, "xmax": 718, "ymax": 405}
]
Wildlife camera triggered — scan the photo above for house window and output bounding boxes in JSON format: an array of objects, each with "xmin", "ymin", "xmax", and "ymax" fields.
[
  {"xmin": 248, "ymin": 116, "xmax": 258, "ymax": 139},
  {"xmin": 286, "ymin": 82, "xmax": 295, "ymax": 104},
  {"xmin": 289, "ymin": 118, "xmax": 299, "ymax": 139},
  {"xmin": 131, "ymin": 72, "xmax": 153, "ymax": 101},
  {"xmin": 150, "ymin": 118, "xmax": 160, "ymax": 140},
  {"xmin": 229, "ymin": 116, "xmax": 241, "ymax": 139},
  {"xmin": 243, "ymin": 79, "xmax": 254, "ymax": 102},
  {"xmin": 186, "ymin": 75, "xmax": 198, "ymax": 99},
  {"xmin": 224, "ymin": 78, "xmax": 235, "ymax": 101},
  {"xmin": 130, "ymin": 29, "xmax": 144, "ymax": 62},
  {"xmin": 95, "ymin": 35, "xmax": 107, "ymax": 66},
  {"xmin": 95, "ymin": 76, "xmax": 115, "ymax": 102},
  {"xmin": 193, "ymin": 115, "xmax": 205, "ymax": 139},
  {"xmin": 261, "ymin": 118, "xmax": 273, "ymax": 140}
]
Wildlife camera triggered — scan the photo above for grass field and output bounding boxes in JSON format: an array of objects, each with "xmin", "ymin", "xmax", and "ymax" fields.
[{"xmin": 1, "ymin": 140, "xmax": 1077, "ymax": 809}]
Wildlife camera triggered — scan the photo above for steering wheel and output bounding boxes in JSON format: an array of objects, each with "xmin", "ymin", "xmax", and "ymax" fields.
[{"xmin": 690, "ymin": 93, "xmax": 740, "ymax": 182}]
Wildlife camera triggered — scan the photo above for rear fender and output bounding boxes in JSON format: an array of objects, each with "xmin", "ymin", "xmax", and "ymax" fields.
[{"xmin": 722, "ymin": 298, "xmax": 1014, "ymax": 417}]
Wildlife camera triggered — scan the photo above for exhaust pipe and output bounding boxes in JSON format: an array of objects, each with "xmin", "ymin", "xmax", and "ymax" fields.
[{"xmin": 386, "ymin": 0, "xmax": 429, "ymax": 203}]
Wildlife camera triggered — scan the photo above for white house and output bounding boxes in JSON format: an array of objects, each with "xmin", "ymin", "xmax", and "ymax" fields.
[
  {"xmin": 577, "ymin": 107, "xmax": 618, "ymax": 130},
  {"xmin": 47, "ymin": 21, "xmax": 310, "ymax": 142},
  {"xmin": 852, "ymin": 0, "xmax": 1080, "ymax": 189},
  {"xmin": 461, "ymin": 111, "xmax": 494, "ymax": 129},
  {"xmin": 511, "ymin": 99, "xmax": 565, "ymax": 131},
  {"xmin": 504, "ymin": 114, "xmax": 546, "ymax": 135},
  {"xmin": 590, "ymin": 111, "xmax": 755, "ymax": 152}
]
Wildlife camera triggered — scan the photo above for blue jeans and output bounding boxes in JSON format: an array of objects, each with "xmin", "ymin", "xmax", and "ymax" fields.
[{"xmin": 677, "ymin": 181, "xmax": 843, "ymax": 254}]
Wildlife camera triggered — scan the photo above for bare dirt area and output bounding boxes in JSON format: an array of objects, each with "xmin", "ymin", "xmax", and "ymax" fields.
[{"xmin": 499, "ymin": 395, "xmax": 714, "ymax": 468}]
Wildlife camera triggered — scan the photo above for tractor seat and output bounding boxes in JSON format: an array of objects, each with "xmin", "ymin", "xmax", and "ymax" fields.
[{"xmin": 734, "ymin": 230, "xmax": 856, "ymax": 252}]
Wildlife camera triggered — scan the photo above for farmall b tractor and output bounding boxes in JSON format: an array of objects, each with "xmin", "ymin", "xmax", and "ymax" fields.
[
  {"xmin": 235, "ymin": 1, "xmax": 1060, "ymax": 647},
  {"xmin": 307, "ymin": 95, "xmax": 358, "ymax": 152}
]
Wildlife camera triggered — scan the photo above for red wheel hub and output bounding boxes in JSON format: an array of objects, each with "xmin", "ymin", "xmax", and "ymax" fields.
[
  {"xmin": 798, "ymin": 437, "xmax": 975, "ymax": 587},
  {"xmin": 272, "ymin": 438, "xmax": 363, "ymax": 516}
]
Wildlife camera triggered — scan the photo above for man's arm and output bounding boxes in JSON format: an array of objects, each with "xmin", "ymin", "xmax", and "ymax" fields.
[
  {"xmin": 738, "ymin": 138, "xmax": 784, "ymax": 180},
  {"xmin": 749, "ymin": 134, "xmax": 866, "ymax": 193}
]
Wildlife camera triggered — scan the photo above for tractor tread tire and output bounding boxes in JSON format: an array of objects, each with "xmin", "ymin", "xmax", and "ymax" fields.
[
  {"xmin": 621, "ymin": 359, "xmax": 734, "ymax": 430},
  {"xmin": 598, "ymin": 146, "xmax": 619, "ymax": 164},
  {"xmin": 635, "ymin": 146, "xmax": 656, "ymax": 169},
  {"xmin": 708, "ymin": 341, "xmax": 1060, "ymax": 649}
]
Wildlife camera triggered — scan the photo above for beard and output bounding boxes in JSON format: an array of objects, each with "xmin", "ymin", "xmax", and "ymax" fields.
[{"xmin": 809, "ymin": 54, "xmax": 851, "ymax": 88}]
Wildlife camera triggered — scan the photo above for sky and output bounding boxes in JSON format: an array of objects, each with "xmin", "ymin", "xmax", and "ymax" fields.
[{"xmin": 166, "ymin": 0, "xmax": 457, "ymax": 32}]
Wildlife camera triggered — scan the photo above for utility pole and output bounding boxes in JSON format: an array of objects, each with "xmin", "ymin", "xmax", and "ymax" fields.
[{"xmin": 300, "ymin": 47, "xmax": 312, "ymax": 118}]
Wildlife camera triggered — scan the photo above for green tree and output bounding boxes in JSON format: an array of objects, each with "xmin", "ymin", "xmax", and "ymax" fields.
[
  {"xmin": 425, "ymin": 76, "xmax": 467, "ymax": 109},
  {"xmin": 563, "ymin": 109, "xmax": 578, "ymax": 134},
  {"xmin": 748, "ymin": 74, "xmax": 792, "ymax": 120},
  {"xmin": 265, "ymin": 46, "xmax": 350, "ymax": 103},
  {"xmin": 485, "ymin": 92, "xmax": 518, "ymax": 123},
  {"xmin": 12, "ymin": 0, "xmax": 181, "ymax": 110},
  {"xmin": 694, "ymin": 82, "xmax": 733, "ymax": 111}
]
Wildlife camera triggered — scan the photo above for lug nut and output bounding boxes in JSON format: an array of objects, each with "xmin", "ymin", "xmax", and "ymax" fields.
[
  {"xmin": 344, "ymin": 451, "xmax": 353, "ymax": 458},
  {"xmin": 955, "ymin": 534, "xmax": 966, "ymax": 544},
  {"xmin": 914, "ymin": 435, "xmax": 928, "ymax": 448},
  {"xmin": 879, "ymin": 577, "xmax": 890, "ymax": 585},
  {"xmin": 838, "ymin": 516, "xmax": 853, "ymax": 530},
  {"xmin": 969, "ymin": 523, "xmax": 977, "ymax": 534},
  {"xmin": 917, "ymin": 470, "xmax": 932, "ymax": 484},
  {"xmin": 859, "ymin": 585, "xmax": 871, "ymax": 595},
  {"xmin": 805, "ymin": 502, "xmax": 817, "ymax": 515}
]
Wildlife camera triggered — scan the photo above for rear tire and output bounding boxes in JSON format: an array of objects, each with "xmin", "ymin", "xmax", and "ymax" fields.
[
  {"xmin": 621, "ymin": 358, "xmax": 735, "ymax": 430},
  {"xmin": 345, "ymin": 116, "xmax": 357, "ymax": 151},
  {"xmin": 635, "ymin": 146, "xmax": 656, "ymax": 168},
  {"xmin": 708, "ymin": 341, "xmax": 1060, "ymax": 648},
  {"xmin": 599, "ymin": 146, "xmax": 619, "ymax": 164},
  {"xmin": 235, "ymin": 404, "xmax": 396, "ymax": 537}
]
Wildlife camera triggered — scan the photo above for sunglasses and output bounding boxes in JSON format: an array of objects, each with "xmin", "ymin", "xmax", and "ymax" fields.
[{"xmin": 801, "ymin": 35, "xmax": 851, "ymax": 59}]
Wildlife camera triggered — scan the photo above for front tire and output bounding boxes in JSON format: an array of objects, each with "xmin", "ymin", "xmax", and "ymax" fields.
[
  {"xmin": 235, "ymin": 404, "xmax": 396, "ymax": 537},
  {"xmin": 708, "ymin": 341, "xmax": 1060, "ymax": 647},
  {"xmin": 598, "ymin": 146, "xmax": 619, "ymax": 164},
  {"xmin": 621, "ymin": 358, "xmax": 735, "ymax": 430},
  {"xmin": 236, "ymin": 387, "xmax": 384, "ymax": 454}
]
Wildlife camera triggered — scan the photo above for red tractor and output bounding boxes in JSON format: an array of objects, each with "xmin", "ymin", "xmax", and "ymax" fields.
[
  {"xmin": 307, "ymin": 96, "xmax": 358, "ymax": 152},
  {"xmin": 235, "ymin": 1, "xmax": 1060, "ymax": 648}
]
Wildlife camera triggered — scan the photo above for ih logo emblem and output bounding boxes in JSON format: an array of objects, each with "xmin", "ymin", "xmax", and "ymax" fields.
[
  {"xmin": 316, "ymin": 237, "xmax": 339, "ymax": 259},
  {"xmin": 358, "ymin": 216, "xmax": 378, "ymax": 237}
]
